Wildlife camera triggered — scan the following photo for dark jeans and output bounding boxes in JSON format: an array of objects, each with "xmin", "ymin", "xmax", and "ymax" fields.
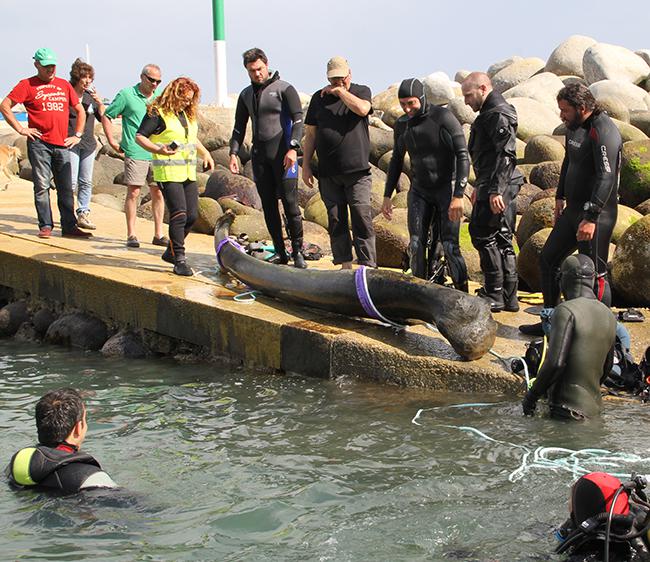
[
  {"xmin": 159, "ymin": 180, "xmax": 198, "ymax": 261},
  {"xmin": 27, "ymin": 139, "xmax": 76, "ymax": 230},
  {"xmin": 319, "ymin": 170, "xmax": 376, "ymax": 266}
]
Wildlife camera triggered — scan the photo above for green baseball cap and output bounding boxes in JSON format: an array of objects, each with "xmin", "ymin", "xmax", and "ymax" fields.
[{"xmin": 33, "ymin": 48, "xmax": 57, "ymax": 66}]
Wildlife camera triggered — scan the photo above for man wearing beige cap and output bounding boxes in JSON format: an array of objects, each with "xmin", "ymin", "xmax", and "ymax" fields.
[{"xmin": 303, "ymin": 56, "xmax": 376, "ymax": 269}]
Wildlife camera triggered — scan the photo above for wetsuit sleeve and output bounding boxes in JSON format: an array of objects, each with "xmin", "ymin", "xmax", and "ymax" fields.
[
  {"xmin": 556, "ymin": 154, "xmax": 569, "ymax": 200},
  {"xmin": 384, "ymin": 120, "xmax": 406, "ymax": 198},
  {"xmin": 283, "ymin": 84, "xmax": 303, "ymax": 146},
  {"xmin": 528, "ymin": 308, "xmax": 575, "ymax": 400},
  {"xmin": 136, "ymin": 113, "xmax": 165, "ymax": 138},
  {"xmin": 439, "ymin": 110, "xmax": 470, "ymax": 198},
  {"xmin": 584, "ymin": 119, "xmax": 621, "ymax": 222},
  {"xmin": 486, "ymin": 112, "xmax": 517, "ymax": 196},
  {"xmin": 229, "ymin": 95, "xmax": 249, "ymax": 156}
]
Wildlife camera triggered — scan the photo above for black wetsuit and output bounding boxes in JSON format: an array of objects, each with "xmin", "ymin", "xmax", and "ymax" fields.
[
  {"xmin": 385, "ymin": 105, "xmax": 470, "ymax": 287},
  {"xmin": 540, "ymin": 111, "xmax": 621, "ymax": 308},
  {"xmin": 468, "ymin": 90, "xmax": 524, "ymax": 309},
  {"xmin": 523, "ymin": 255, "xmax": 617, "ymax": 420},
  {"xmin": 229, "ymin": 72, "xmax": 304, "ymax": 260}
]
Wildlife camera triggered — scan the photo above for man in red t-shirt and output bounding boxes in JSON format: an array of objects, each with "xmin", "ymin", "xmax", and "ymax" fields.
[{"xmin": 0, "ymin": 48, "xmax": 91, "ymax": 238}]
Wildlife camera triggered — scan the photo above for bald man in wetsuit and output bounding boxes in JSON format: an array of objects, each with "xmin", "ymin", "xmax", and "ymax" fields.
[
  {"xmin": 520, "ymin": 83, "xmax": 621, "ymax": 336},
  {"xmin": 382, "ymin": 78, "xmax": 470, "ymax": 290},
  {"xmin": 462, "ymin": 72, "xmax": 524, "ymax": 312},
  {"xmin": 522, "ymin": 255, "xmax": 616, "ymax": 420}
]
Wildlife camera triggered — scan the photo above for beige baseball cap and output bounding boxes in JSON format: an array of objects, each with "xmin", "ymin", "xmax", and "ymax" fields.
[{"xmin": 326, "ymin": 56, "xmax": 350, "ymax": 79}]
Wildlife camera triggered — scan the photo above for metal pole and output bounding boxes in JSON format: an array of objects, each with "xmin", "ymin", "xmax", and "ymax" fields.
[
  {"xmin": 85, "ymin": 44, "xmax": 91, "ymax": 64},
  {"xmin": 212, "ymin": 0, "xmax": 228, "ymax": 106}
]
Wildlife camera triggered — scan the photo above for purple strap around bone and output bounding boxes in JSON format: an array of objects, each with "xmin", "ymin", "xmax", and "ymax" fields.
[
  {"xmin": 216, "ymin": 237, "xmax": 244, "ymax": 269},
  {"xmin": 354, "ymin": 266, "xmax": 404, "ymax": 328}
]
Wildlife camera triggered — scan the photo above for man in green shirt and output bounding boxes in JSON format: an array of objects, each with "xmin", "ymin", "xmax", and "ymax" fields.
[{"xmin": 101, "ymin": 64, "xmax": 167, "ymax": 248}]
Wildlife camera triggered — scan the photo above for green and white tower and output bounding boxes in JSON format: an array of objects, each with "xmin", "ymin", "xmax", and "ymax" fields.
[{"xmin": 212, "ymin": 0, "xmax": 228, "ymax": 106}]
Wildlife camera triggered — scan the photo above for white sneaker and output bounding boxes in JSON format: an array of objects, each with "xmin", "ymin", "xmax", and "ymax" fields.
[{"xmin": 77, "ymin": 211, "xmax": 96, "ymax": 230}]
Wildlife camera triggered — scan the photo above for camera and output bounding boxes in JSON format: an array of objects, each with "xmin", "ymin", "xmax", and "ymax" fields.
[{"xmin": 168, "ymin": 141, "xmax": 179, "ymax": 150}]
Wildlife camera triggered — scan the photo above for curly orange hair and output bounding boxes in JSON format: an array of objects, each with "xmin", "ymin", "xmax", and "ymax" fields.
[{"xmin": 149, "ymin": 77, "xmax": 201, "ymax": 120}]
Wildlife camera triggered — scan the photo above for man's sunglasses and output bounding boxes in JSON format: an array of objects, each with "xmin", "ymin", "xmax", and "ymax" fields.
[{"xmin": 143, "ymin": 74, "xmax": 161, "ymax": 85}]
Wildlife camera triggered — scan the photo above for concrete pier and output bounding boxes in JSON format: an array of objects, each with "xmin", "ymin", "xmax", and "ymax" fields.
[{"xmin": 1, "ymin": 177, "xmax": 648, "ymax": 394}]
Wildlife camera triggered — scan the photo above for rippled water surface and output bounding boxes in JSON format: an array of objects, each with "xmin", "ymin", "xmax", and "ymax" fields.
[{"xmin": 2, "ymin": 340, "xmax": 650, "ymax": 561}]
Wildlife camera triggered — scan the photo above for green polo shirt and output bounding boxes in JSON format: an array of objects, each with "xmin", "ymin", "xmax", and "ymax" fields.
[{"xmin": 104, "ymin": 84, "xmax": 159, "ymax": 160}]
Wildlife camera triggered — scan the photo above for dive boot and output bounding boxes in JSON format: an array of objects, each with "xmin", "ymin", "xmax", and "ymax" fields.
[
  {"xmin": 519, "ymin": 322, "xmax": 544, "ymax": 336},
  {"xmin": 292, "ymin": 251, "xmax": 307, "ymax": 269},
  {"xmin": 476, "ymin": 287, "xmax": 505, "ymax": 313}
]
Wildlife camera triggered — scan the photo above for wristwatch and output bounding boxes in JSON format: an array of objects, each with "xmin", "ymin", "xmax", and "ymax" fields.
[
  {"xmin": 289, "ymin": 139, "xmax": 300, "ymax": 151},
  {"xmin": 583, "ymin": 201, "xmax": 600, "ymax": 221},
  {"xmin": 74, "ymin": 132, "xmax": 83, "ymax": 138}
]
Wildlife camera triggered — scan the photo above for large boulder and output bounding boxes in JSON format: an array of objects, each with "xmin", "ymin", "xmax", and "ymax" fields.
[
  {"xmin": 582, "ymin": 42, "xmax": 650, "ymax": 85},
  {"xmin": 589, "ymin": 80, "xmax": 650, "ymax": 112},
  {"xmin": 92, "ymin": 154, "xmax": 124, "ymax": 187},
  {"xmin": 304, "ymin": 194, "xmax": 329, "ymax": 230},
  {"xmin": 612, "ymin": 204, "xmax": 643, "ymax": 244},
  {"xmin": 516, "ymin": 197, "xmax": 556, "ymax": 247},
  {"xmin": 45, "ymin": 313, "xmax": 108, "ymax": 351},
  {"xmin": 32, "ymin": 307, "xmax": 57, "ymax": 336},
  {"xmin": 197, "ymin": 108, "xmax": 235, "ymax": 151},
  {"xmin": 636, "ymin": 198, "xmax": 650, "ymax": 215},
  {"xmin": 531, "ymin": 187, "xmax": 557, "ymax": 203},
  {"xmin": 523, "ymin": 135, "xmax": 565, "ymax": 164},
  {"xmin": 516, "ymin": 228, "xmax": 552, "ymax": 292},
  {"xmin": 598, "ymin": 97, "xmax": 630, "ymax": 123},
  {"xmin": 637, "ymin": 50, "xmax": 650, "ymax": 67},
  {"xmin": 630, "ymin": 111, "xmax": 650, "ymax": 136},
  {"xmin": 193, "ymin": 197, "xmax": 223, "ymax": 234},
  {"xmin": 303, "ymin": 221, "xmax": 331, "ymax": 255},
  {"xmin": 545, "ymin": 35, "xmax": 597, "ymax": 78},
  {"xmin": 611, "ymin": 119, "xmax": 648, "ymax": 143},
  {"xmin": 508, "ymin": 98, "xmax": 563, "ymax": 141},
  {"xmin": 229, "ymin": 212, "xmax": 271, "ymax": 242},
  {"xmin": 487, "ymin": 56, "xmax": 523, "ymax": 78},
  {"xmin": 297, "ymin": 168, "xmax": 319, "ymax": 208},
  {"xmin": 503, "ymin": 72, "xmax": 565, "ymax": 110},
  {"xmin": 491, "ymin": 58, "xmax": 546, "ymax": 93},
  {"xmin": 529, "ymin": 160, "xmax": 563, "ymax": 189},
  {"xmin": 101, "ymin": 330, "xmax": 149, "ymax": 359},
  {"xmin": 92, "ymin": 192, "xmax": 125, "ymax": 212},
  {"xmin": 217, "ymin": 196, "xmax": 259, "ymax": 216},
  {"xmin": 610, "ymin": 214, "xmax": 650, "ymax": 306},
  {"xmin": 515, "ymin": 183, "xmax": 543, "ymax": 215},
  {"xmin": 373, "ymin": 209, "xmax": 409, "ymax": 268},
  {"xmin": 447, "ymin": 97, "xmax": 477, "ymax": 125},
  {"xmin": 372, "ymin": 84, "xmax": 402, "ymax": 128},
  {"xmin": 458, "ymin": 222, "xmax": 482, "ymax": 283},
  {"xmin": 620, "ymin": 140, "xmax": 650, "ymax": 207},
  {"xmin": 210, "ymin": 146, "xmax": 238, "ymax": 169},
  {"xmin": 0, "ymin": 301, "xmax": 29, "ymax": 337},
  {"xmin": 422, "ymin": 72, "xmax": 458, "ymax": 105},
  {"xmin": 203, "ymin": 167, "xmax": 262, "ymax": 210},
  {"xmin": 369, "ymin": 126, "xmax": 394, "ymax": 165}
]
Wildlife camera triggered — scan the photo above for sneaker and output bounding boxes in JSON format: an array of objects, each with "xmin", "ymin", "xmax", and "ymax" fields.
[
  {"xmin": 173, "ymin": 260, "xmax": 193, "ymax": 276},
  {"xmin": 38, "ymin": 227, "xmax": 52, "ymax": 239},
  {"xmin": 152, "ymin": 235, "xmax": 170, "ymax": 247},
  {"xmin": 62, "ymin": 226, "xmax": 92, "ymax": 238},
  {"xmin": 76, "ymin": 211, "xmax": 96, "ymax": 230},
  {"xmin": 161, "ymin": 246, "xmax": 175, "ymax": 264},
  {"xmin": 126, "ymin": 236, "xmax": 140, "ymax": 248},
  {"xmin": 519, "ymin": 322, "xmax": 544, "ymax": 336}
]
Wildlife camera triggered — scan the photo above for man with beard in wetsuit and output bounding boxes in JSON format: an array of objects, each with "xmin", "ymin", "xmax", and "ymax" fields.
[
  {"xmin": 462, "ymin": 72, "xmax": 524, "ymax": 312},
  {"xmin": 520, "ymin": 83, "xmax": 621, "ymax": 336},
  {"xmin": 381, "ymin": 78, "xmax": 470, "ymax": 290},
  {"xmin": 522, "ymin": 255, "xmax": 617, "ymax": 420},
  {"xmin": 229, "ymin": 48, "xmax": 306, "ymax": 268}
]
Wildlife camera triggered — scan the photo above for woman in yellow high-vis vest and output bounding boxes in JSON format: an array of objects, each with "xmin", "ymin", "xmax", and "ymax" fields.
[{"xmin": 136, "ymin": 77, "xmax": 214, "ymax": 276}]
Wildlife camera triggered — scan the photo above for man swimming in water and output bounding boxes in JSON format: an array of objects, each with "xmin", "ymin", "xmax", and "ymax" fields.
[{"xmin": 6, "ymin": 388, "xmax": 116, "ymax": 493}]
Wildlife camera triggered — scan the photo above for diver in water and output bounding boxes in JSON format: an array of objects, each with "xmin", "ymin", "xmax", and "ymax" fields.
[
  {"xmin": 521, "ymin": 254, "xmax": 617, "ymax": 420},
  {"xmin": 6, "ymin": 388, "xmax": 116, "ymax": 493},
  {"xmin": 555, "ymin": 472, "xmax": 650, "ymax": 561}
]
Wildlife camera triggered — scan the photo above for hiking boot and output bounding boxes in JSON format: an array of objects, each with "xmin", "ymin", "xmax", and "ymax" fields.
[
  {"xmin": 173, "ymin": 260, "xmax": 193, "ymax": 276},
  {"xmin": 292, "ymin": 251, "xmax": 307, "ymax": 269},
  {"xmin": 62, "ymin": 226, "xmax": 92, "ymax": 238},
  {"xmin": 152, "ymin": 235, "xmax": 169, "ymax": 247},
  {"xmin": 476, "ymin": 287, "xmax": 504, "ymax": 313},
  {"xmin": 126, "ymin": 236, "xmax": 140, "ymax": 248},
  {"xmin": 161, "ymin": 246, "xmax": 175, "ymax": 264},
  {"xmin": 76, "ymin": 211, "xmax": 96, "ymax": 230},
  {"xmin": 38, "ymin": 227, "xmax": 52, "ymax": 239},
  {"xmin": 519, "ymin": 322, "xmax": 544, "ymax": 336}
]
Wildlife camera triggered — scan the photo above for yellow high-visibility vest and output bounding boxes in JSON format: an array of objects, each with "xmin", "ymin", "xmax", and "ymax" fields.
[{"xmin": 150, "ymin": 110, "xmax": 198, "ymax": 182}]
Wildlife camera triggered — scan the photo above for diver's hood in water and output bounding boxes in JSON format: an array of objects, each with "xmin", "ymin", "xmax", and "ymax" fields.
[{"xmin": 560, "ymin": 255, "xmax": 596, "ymax": 300}]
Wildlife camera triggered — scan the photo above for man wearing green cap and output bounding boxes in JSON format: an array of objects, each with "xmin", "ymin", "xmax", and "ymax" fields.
[{"xmin": 0, "ymin": 48, "xmax": 91, "ymax": 239}]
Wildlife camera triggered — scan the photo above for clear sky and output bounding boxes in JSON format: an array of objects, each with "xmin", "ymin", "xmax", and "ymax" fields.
[{"xmin": 1, "ymin": 0, "xmax": 648, "ymax": 104}]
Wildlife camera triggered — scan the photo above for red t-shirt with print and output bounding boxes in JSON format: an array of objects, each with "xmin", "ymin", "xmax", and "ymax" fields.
[{"xmin": 8, "ymin": 76, "xmax": 79, "ymax": 147}]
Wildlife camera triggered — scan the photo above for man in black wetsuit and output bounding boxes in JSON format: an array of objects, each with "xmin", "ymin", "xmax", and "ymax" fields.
[
  {"xmin": 462, "ymin": 72, "xmax": 524, "ymax": 312},
  {"xmin": 522, "ymin": 255, "xmax": 617, "ymax": 420},
  {"xmin": 7, "ymin": 388, "xmax": 116, "ymax": 493},
  {"xmin": 302, "ymin": 56, "xmax": 376, "ymax": 270},
  {"xmin": 520, "ymin": 83, "xmax": 621, "ymax": 336},
  {"xmin": 381, "ymin": 78, "xmax": 470, "ymax": 290},
  {"xmin": 229, "ymin": 48, "xmax": 306, "ymax": 268}
]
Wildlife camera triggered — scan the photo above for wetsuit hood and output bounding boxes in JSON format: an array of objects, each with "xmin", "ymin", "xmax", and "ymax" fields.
[
  {"xmin": 398, "ymin": 78, "xmax": 427, "ymax": 118},
  {"xmin": 560, "ymin": 255, "xmax": 597, "ymax": 300}
]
